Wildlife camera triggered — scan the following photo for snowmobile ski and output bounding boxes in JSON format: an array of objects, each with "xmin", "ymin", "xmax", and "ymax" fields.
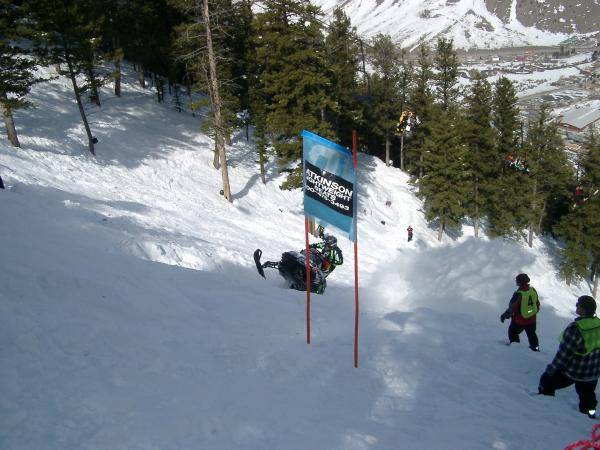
[{"xmin": 254, "ymin": 249, "xmax": 265, "ymax": 278}]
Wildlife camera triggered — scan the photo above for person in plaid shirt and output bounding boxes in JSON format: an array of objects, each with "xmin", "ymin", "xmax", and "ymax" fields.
[{"xmin": 538, "ymin": 295, "xmax": 600, "ymax": 418}]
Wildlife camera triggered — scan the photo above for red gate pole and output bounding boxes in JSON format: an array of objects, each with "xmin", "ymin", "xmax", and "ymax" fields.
[
  {"xmin": 305, "ymin": 216, "xmax": 311, "ymax": 344},
  {"xmin": 352, "ymin": 130, "xmax": 359, "ymax": 368}
]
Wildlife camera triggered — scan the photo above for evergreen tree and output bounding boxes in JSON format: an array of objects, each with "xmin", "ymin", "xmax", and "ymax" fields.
[
  {"xmin": 409, "ymin": 42, "xmax": 434, "ymax": 179},
  {"xmin": 366, "ymin": 34, "xmax": 402, "ymax": 166},
  {"xmin": 253, "ymin": 0, "xmax": 334, "ymax": 189},
  {"xmin": 434, "ymin": 38, "xmax": 459, "ymax": 113},
  {"xmin": 493, "ymin": 77, "xmax": 520, "ymax": 154},
  {"xmin": 172, "ymin": 0, "xmax": 244, "ymax": 168},
  {"xmin": 97, "ymin": 0, "xmax": 129, "ymax": 97},
  {"xmin": 324, "ymin": 7, "xmax": 360, "ymax": 148},
  {"xmin": 417, "ymin": 107, "xmax": 470, "ymax": 241},
  {"xmin": 463, "ymin": 72, "xmax": 495, "ymax": 238},
  {"xmin": 556, "ymin": 130, "xmax": 600, "ymax": 296},
  {"xmin": 522, "ymin": 105, "xmax": 573, "ymax": 247},
  {"xmin": 487, "ymin": 76, "xmax": 523, "ymax": 236},
  {"xmin": 414, "ymin": 38, "xmax": 467, "ymax": 240},
  {"xmin": 247, "ymin": 18, "xmax": 270, "ymax": 184},
  {"xmin": 122, "ymin": 0, "xmax": 180, "ymax": 88},
  {"xmin": 0, "ymin": 0, "xmax": 42, "ymax": 147},
  {"xmin": 171, "ymin": 0, "xmax": 233, "ymax": 198},
  {"xmin": 397, "ymin": 53, "xmax": 412, "ymax": 171},
  {"xmin": 26, "ymin": 0, "xmax": 104, "ymax": 155}
]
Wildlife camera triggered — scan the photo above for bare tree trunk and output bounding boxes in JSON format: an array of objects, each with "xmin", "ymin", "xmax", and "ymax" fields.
[
  {"xmin": 593, "ymin": 272, "xmax": 598, "ymax": 298},
  {"xmin": 534, "ymin": 198, "xmax": 547, "ymax": 239},
  {"xmin": 114, "ymin": 58, "xmax": 121, "ymax": 97},
  {"xmin": 400, "ymin": 134, "xmax": 404, "ymax": 171},
  {"xmin": 139, "ymin": 66, "xmax": 146, "ymax": 88},
  {"xmin": 528, "ymin": 180, "xmax": 538, "ymax": 248},
  {"xmin": 213, "ymin": 140, "xmax": 220, "ymax": 169},
  {"xmin": 1, "ymin": 93, "xmax": 20, "ymax": 147},
  {"xmin": 437, "ymin": 220, "xmax": 444, "ymax": 241},
  {"xmin": 86, "ymin": 66, "xmax": 100, "ymax": 106},
  {"xmin": 66, "ymin": 54, "xmax": 95, "ymax": 155},
  {"xmin": 474, "ymin": 183, "xmax": 479, "ymax": 238},
  {"xmin": 385, "ymin": 132, "xmax": 390, "ymax": 166},
  {"xmin": 202, "ymin": 0, "xmax": 231, "ymax": 202}
]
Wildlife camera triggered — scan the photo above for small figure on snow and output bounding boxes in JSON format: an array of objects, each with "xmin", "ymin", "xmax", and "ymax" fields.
[
  {"xmin": 0, "ymin": 175, "xmax": 4, "ymax": 190},
  {"xmin": 254, "ymin": 234, "xmax": 343, "ymax": 294},
  {"xmin": 407, "ymin": 225, "xmax": 413, "ymax": 242},
  {"xmin": 538, "ymin": 295, "xmax": 600, "ymax": 419},
  {"xmin": 500, "ymin": 273, "xmax": 540, "ymax": 351}
]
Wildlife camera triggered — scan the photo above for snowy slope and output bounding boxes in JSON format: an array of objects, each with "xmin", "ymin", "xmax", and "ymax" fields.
[
  {"xmin": 313, "ymin": 0, "xmax": 585, "ymax": 49},
  {"xmin": 0, "ymin": 66, "xmax": 597, "ymax": 450}
]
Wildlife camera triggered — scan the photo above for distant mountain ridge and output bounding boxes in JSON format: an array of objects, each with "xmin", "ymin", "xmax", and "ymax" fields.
[
  {"xmin": 313, "ymin": 0, "xmax": 599, "ymax": 49},
  {"xmin": 485, "ymin": 0, "xmax": 598, "ymax": 34}
]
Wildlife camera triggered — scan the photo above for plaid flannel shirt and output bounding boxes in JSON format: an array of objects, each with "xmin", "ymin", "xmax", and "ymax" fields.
[{"xmin": 547, "ymin": 316, "xmax": 600, "ymax": 382}]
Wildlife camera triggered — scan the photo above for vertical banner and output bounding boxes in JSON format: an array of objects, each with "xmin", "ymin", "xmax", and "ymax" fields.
[
  {"xmin": 302, "ymin": 130, "xmax": 356, "ymax": 241},
  {"xmin": 301, "ymin": 130, "xmax": 359, "ymax": 366}
]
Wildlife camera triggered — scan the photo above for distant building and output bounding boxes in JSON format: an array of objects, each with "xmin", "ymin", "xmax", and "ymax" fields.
[{"xmin": 557, "ymin": 106, "xmax": 600, "ymax": 143}]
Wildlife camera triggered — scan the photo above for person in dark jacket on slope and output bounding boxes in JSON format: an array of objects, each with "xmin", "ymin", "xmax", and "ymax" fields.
[
  {"xmin": 500, "ymin": 273, "xmax": 540, "ymax": 351},
  {"xmin": 538, "ymin": 295, "xmax": 600, "ymax": 419}
]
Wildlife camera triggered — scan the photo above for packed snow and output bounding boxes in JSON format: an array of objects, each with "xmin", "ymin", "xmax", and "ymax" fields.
[{"xmin": 1, "ymin": 65, "xmax": 597, "ymax": 450}]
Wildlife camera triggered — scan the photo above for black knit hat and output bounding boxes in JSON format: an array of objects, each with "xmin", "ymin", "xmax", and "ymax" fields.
[
  {"xmin": 577, "ymin": 295, "xmax": 597, "ymax": 315},
  {"xmin": 516, "ymin": 273, "xmax": 530, "ymax": 285}
]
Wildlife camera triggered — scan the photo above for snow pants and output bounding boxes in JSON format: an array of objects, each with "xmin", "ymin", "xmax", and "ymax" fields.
[
  {"xmin": 508, "ymin": 320, "xmax": 539, "ymax": 349},
  {"xmin": 539, "ymin": 371, "xmax": 598, "ymax": 413}
]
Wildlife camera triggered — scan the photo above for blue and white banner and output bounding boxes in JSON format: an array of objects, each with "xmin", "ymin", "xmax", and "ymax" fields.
[{"xmin": 302, "ymin": 130, "xmax": 356, "ymax": 241}]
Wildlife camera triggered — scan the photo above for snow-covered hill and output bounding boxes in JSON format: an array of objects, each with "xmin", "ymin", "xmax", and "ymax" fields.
[
  {"xmin": 314, "ymin": 0, "xmax": 597, "ymax": 49},
  {"xmin": 0, "ymin": 66, "xmax": 597, "ymax": 449}
]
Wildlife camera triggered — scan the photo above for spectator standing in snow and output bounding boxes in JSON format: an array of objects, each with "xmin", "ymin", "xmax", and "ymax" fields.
[
  {"xmin": 407, "ymin": 226, "xmax": 413, "ymax": 242},
  {"xmin": 538, "ymin": 295, "xmax": 600, "ymax": 419},
  {"xmin": 500, "ymin": 273, "xmax": 540, "ymax": 351}
]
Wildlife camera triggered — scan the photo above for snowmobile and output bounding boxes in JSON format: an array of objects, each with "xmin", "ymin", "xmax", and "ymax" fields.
[{"xmin": 253, "ymin": 247, "xmax": 329, "ymax": 294}]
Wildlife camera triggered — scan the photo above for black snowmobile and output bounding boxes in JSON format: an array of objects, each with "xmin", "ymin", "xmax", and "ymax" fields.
[{"xmin": 254, "ymin": 247, "xmax": 328, "ymax": 294}]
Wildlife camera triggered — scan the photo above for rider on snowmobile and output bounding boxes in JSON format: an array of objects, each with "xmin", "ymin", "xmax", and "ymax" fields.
[
  {"xmin": 257, "ymin": 233, "xmax": 343, "ymax": 294},
  {"xmin": 310, "ymin": 234, "xmax": 343, "ymax": 276}
]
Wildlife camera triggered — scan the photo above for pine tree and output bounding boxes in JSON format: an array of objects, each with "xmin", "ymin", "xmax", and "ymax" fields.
[
  {"xmin": 487, "ymin": 76, "xmax": 524, "ymax": 236},
  {"xmin": 397, "ymin": 53, "xmax": 412, "ymax": 171},
  {"xmin": 172, "ymin": 0, "xmax": 243, "ymax": 169},
  {"xmin": 366, "ymin": 34, "xmax": 402, "ymax": 167},
  {"xmin": 414, "ymin": 38, "xmax": 467, "ymax": 241},
  {"xmin": 434, "ymin": 38, "xmax": 459, "ymax": 113},
  {"xmin": 253, "ymin": 0, "xmax": 334, "ymax": 189},
  {"xmin": 324, "ymin": 7, "xmax": 360, "ymax": 148},
  {"xmin": 121, "ymin": 0, "xmax": 180, "ymax": 89},
  {"xmin": 556, "ymin": 130, "xmax": 600, "ymax": 296},
  {"xmin": 522, "ymin": 105, "xmax": 573, "ymax": 247},
  {"xmin": 98, "ymin": 0, "xmax": 129, "ymax": 97},
  {"xmin": 417, "ymin": 107, "xmax": 470, "ymax": 240},
  {"xmin": 409, "ymin": 42, "xmax": 434, "ymax": 179},
  {"xmin": 463, "ymin": 72, "xmax": 495, "ymax": 238},
  {"xmin": 171, "ymin": 0, "xmax": 232, "ymax": 199},
  {"xmin": 0, "ymin": 0, "xmax": 42, "ymax": 147},
  {"xmin": 26, "ymin": 0, "xmax": 104, "ymax": 155}
]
